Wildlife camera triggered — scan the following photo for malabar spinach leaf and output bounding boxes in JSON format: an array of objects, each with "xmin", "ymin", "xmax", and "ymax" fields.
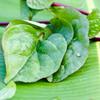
[
  {"xmin": 14, "ymin": 34, "xmax": 67, "ymax": 82},
  {"xmin": 2, "ymin": 24, "xmax": 38, "ymax": 83},
  {"xmin": 48, "ymin": 7, "xmax": 89, "ymax": 82}
]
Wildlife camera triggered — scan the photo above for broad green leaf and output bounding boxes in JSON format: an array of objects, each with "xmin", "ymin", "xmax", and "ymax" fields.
[
  {"xmin": 27, "ymin": 0, "xmax": 54, "ymax": 10},
  {"xmin": 14, "ymin": 34, "xmax": 67, "ymax": 82},
  {"xmin": 0, "ymin": 27, "xmax": 6, "ymax": 81},
  {"xmin": 10, "ymin": 43, "xmax": 100, "ymax": 100},
  {"xmin": 2, "ymin": 24, "xmax": 38, "ymax": 83},
  {"xmin": 0, "ymin": 81, "xmax": 16, "ymax": 100},
  {"xmin": 51, "ymin": 7, "xmax": 89, "ymax": 47},
  {"xmin": 49, "ymin": 7, "xmax": 89, "ymax": 82},
  {"xmin": 87, "ymin": 9, "xmax": 100, "ymax": 38}
]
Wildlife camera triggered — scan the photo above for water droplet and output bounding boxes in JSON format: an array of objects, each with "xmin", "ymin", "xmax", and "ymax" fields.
[{"xmin": 76, "ymin": 53, "xmax": 81, "ymax": 57}]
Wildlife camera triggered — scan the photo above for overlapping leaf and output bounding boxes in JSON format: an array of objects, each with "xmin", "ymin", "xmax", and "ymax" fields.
[
  {"xmin": 48, "ymin": 7, "xmax": 89, "ymax": 82},
  {"xmin": 1, "ymin": 2, "xmax": 100, "ymax": 99},
  {"xmin": 14, "ymin": 34, "xmax": 67, "ymax": 82},
  {"xmin": 2, "ymin": 21, "xmax": 67, "ymax": 83}
]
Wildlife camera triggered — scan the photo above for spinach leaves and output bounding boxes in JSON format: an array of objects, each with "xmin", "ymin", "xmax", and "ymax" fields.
[
  {"xmin": 1, "ymin": 5, "xmax": 100, "ymax": 99},
  {"xmin": 2, "ymin": 7, "xmax": 89, "ymax": 83},
  {"xmin": 14, "ymin": 34, "xmax": 67, "ymax": 82},
  {"xmin": 47, "ymin": 7, "xmax": 89, "ymax": 82},
  {"xmin": 2, "ymin": 24, "xmax": 38, "ymax": 83}
]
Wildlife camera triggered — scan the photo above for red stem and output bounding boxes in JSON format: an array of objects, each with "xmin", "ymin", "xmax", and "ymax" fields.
[
  {"xmin": 52, "ymin": 2, "xmax": 89, "ymax": 15},
  {"xmin": 90, "ymin": 37, "xmax": 100, "ymax": 42},
  {"xmin": 0, "ymin": 22, "xmax": 8, "ymax": 26},
  {"xmin": 0, "ymin": 2, "xmax": 89, "ymax": 26}
]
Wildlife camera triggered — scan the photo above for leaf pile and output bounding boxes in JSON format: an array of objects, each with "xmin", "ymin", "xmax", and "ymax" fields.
[{"xmin": 0, "ymin": 6, "xmax": 100, "ymax": 99}]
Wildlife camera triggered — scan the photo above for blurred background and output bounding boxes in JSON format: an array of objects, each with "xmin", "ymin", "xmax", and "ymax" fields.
[{"xmin": 0, "ymin": 0, "xmax": 100, "ymax": 21}]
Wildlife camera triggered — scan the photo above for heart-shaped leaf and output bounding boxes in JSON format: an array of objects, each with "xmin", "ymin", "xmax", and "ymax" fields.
[
  {"xmin": 14, "ymin": 34, "xmax": 67, "ymax": 82},
  {"xmin": 49, "ymin": 7, "xmax": 89, "ymax": 82},
  {"xmin": 2, "ymin": 22, "xmax": 67, "ymax": 83},
  {"xmin": 2, "ymin": 24, "xmax": 38, "ymax": 83}
]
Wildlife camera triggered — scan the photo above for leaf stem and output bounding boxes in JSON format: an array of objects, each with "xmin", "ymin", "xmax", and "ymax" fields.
[
  {"xmin": 90, "ymin": 37, "xmax": 100, "ymax": 42},
  {"xmin": 0, "ymin": 22, "xmax": 8, "ymax": 26},
  {"xmin": 51, "ymin": 2, "xmax": 89, "ymax": 15}
]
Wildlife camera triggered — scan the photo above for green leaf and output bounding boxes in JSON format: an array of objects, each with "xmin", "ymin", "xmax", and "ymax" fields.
[
  {"xmin": 87, "ymin": 9, "xmax": 100, "ymax": 38},
  {"xmin": 51, "ymin": 7, "xmax": 89, "ymax": 46},
  {"xmin": 49, "ymin": 7, "xmax": 89, "ymax": 82},
  {"xmin": 14, "ymin": 34, "xmax": 67, "ymax": 82},
  {"xmin": 2, "ymin": 24, "xmax": 38, "ymax": 83},
  {"xmin": 26, "ymin": 0, "xmax": 54, "ymax": 10},
  {"xmin": 10, "ymin": 43, "xmax": 100, "ymax": 100},
  {"xmin": 0, "ymin": 81, "xmax": 16, "ymax": 100}
]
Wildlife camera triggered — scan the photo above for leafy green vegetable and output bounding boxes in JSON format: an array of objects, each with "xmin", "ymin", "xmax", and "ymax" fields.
[
  {"xmin": 14, "ymin": 34, "xmax": 67, "ymax": 82},
  {"xmin": 27, "ymin": 0, "xmax": 54, "ymax": 10},
  {"xmin": 2, "ymin": 2, "xmax": 100, "ymax": 98},
  {"xmin": 87, "ymin": 9, "xmax": 100, "ymax": 38},
  {"xmin": 2, "ymin": 24, "xmax": 38, "ymax": 83},
  {"xmin": 47, "ymin": 7, "xmax": 89, "ymax": 82},
  {"xmin": 0, "ymin": 81, "xmax": 16, "ymax": 100},
  {"xmin": 2, "ymin": 20, "xmax": 67, "ymax": 83}
]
